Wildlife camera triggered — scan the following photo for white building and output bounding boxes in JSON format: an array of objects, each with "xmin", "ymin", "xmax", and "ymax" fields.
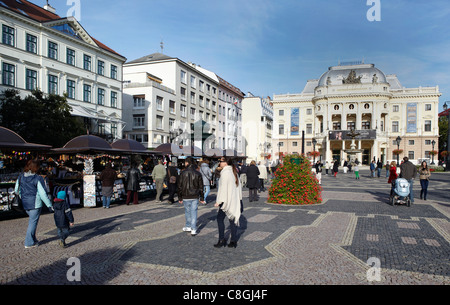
[
  {"xmin": 0, "ymin": 0, "xmax": 127, "ymax": 140},
  {"xmin": 242, "ymin": 93, "xmax": 273, "ymax": 162},
  {"xmin": 272, "ymin": 62, "xmax": 441, "ymax": 165},
  {"xmin": 123, "ymin": 53, "xmax": 244, "ymax": 153}
]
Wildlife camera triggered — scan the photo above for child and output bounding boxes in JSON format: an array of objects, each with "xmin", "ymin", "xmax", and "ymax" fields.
[
  {"xmin": 53, "ymin": 191, "xmax": 74, "ymax": 248},
  {"xmin": 354, "ymin": 164, "xmax": 360, "ymax": 180}
]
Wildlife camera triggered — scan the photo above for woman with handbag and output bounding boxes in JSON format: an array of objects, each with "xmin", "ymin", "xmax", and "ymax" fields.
[
  {"xmin": 15, "ymin": 160, "xmax": 53, "ymax": 248},
  {"xmin": 419, "ymin": 161, "xmax": 431, "ymax": 200}
]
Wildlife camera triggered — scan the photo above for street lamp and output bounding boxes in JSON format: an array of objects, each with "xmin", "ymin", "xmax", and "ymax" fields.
[
  {"xmin": 277, "ymin": 142, "xmax": 282, "ymax": 163},
  {"xmin": 396, "ymin": 136, "xmax": 402, "ymax": 165},
  {"xmin": 431, "ymin": 140, "xmax": 436, "ymax": 165},
  {"xmin": 312, "ymin": 138, "xmax": 317, "ymax": 163}
]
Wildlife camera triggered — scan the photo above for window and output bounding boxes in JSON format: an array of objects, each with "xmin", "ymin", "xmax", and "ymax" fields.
[
  {"xmin": 425, "ymin": 140, "xmax": 431, "ymax": 145},
  {"xmin": 279, "ymin": 110, "xmax": 284, "ymax": 116},
  {"xmin": 83, "ymin": 84, "xmax": 91, "ymax": 102},
  {"xmin": 349, "ymin": 104, "xmax": 355, "ymax": 110},
  {"xmin": 408, "ymin": 151, "xmax": 414, "ymax": 160},
  {"xmin": 425, "ymin": 151, "xmax": 430, "ymax": 158},
  {"xmin": 98, "ymin": 123, "xmax": 105, "ymax": 135},
  {"xmin": 279, "ymin": 142, "xmax": 284, "ymax": 147},
  {"xmin": 180, "ymin": 104, "xmax": 186, "ymax": 117},
  {"xmin": 190, "ymin": 92, "xmax": 196, "ymax": 104},
  {"xmin": 25, "ymin": 69, "xmax": 37, "ymax": 90},
  {"xmin": 425, "ymin": 104, "xmax": 431, "ymax": 111},
  {"xmin": 392, "ymin": 121, "xmax": 399, "ymax": 132},
  {"xmin": 180, "ymin": 87, "xmax": 186, "ymax": 100},
  {"xmin": 111, "ymin": 124, "xmax": 117, "ymax": 139},
  {"xmin": 133, "ymin": 96, "xmax": 145, "ymax": 108},
  {"xmin": 2, "ymin": 63, "xmax": 14, "ymax": 86},
  {"xmin": 306, "ymin": 124, "xmax": 312, "ymax": 134},
  {"xmin": 199, "ymin": 80, "xmax": 204, "ymax": 92},
  {"xmin": 26, "ymin": 34, "xmax": 37, "ymax": 53},
  {"xmin": 190, "ymin": 75, "xmax": 196, "ymax": 88},
  {"xmin": 408, "ymin": 140, "xmax": 415, "ymax": 145},
  {"xmin": 362, "ymin": 121, "xmax": 370, "ymax": 130},
  {"xmin": 393, "ymin": 105, "xmax": 399, "ymax": 112},
  {"xmin": 97, "ymin": 88, "xmax": 105, "ymax": 105},
  {"xmin": 111, "ymin": 65, "xmax": 117, "ymax": 79},
  {"xmin": 66, "ymin": 48, "xmax": 75, "ymax": 66},
  {"xmin": 156, "ymin": 96, "xmax": 163, "ymax": 111},
  {"xmin": 293, "ymin": 142, "xmax": 298, "ymax": 147},
  {"xmin": 83, "ymin": 54, "xmax": 91, "ymax": 71},
  {"xmin": 364, "ymin": 103, "xmax": 370, "ymax": 109},
  {"xmin": 333, "ymin": 122, "xmax": 341, "ymax": 130},
  {"xmin": 133, "ymin": 114, "xmax": 145, "ymax": 128},
  {"xmin": 424, "ymin": 120, "xmax": 432, "ymax": 132},
  {"xmin": 334, "ymin": 105, "xmax": 339, "ymax": 111},
  {"xmin": 180, "ymin": 70, "xmax": 186, "ymax": 84},
  {"xmin": 111, "ymin": 91, "xmax": 117, "ymax": 108},
  {"xmin": 156, "ymin": 115, "xmax": 163, "ymax": 130},
  {"xmin": 306, "ymin": 108, "xmax": 312, "ymax": 115},
  {"xmin": 98, "ymin": 60, "xmax": 105, "ymax": 75},
  {"xmin": 2, "ymin": 25, "xmax": 14, "ymax": 46},
  {"xmin": 48, "ymin": 74, "xmax": 58, "ymax": 94},
  {"xmin": 347, "ymin": 122, "xmax": 355, "ymax": 130},
  {"xmin": 169, "ymin": 100, "xmax": 176, "ymax": 114},
  {"xmin": 279, "ymin": 124, "xmax": 284, "ymax": 135},
  {"xmin": 67, "ymin": 79, "xmax": 75, "ymax": 99},
  {"xmin": 48, "ymin": 41, "xmax": 58, "ymax": 60}
]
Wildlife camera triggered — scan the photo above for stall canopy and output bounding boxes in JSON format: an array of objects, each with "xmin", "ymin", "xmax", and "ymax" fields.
[
  {"xmin": 154, "ymin": 143, "xmax": 202, "ymax": 157},
  {"xmin": 111, "ymin": 139, "xmax": 153, "ymax": 155},
  {"xmin": 0, "ymin": 126, "xmax": 52, "ymax": 150},
  {"xmin": 52, "ymin": 135, "xmax": 117, "ymax": 154}
]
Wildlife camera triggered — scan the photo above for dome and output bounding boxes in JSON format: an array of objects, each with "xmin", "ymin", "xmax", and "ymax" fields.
[{"xmin": 317, "ymin": 63, "xmax": 387, "ymax": 87}]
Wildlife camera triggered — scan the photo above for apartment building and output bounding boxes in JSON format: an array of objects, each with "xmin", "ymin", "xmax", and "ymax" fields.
[{"xmin": 0, "ymin": 0, "xmax": 126, "ymax": 140}]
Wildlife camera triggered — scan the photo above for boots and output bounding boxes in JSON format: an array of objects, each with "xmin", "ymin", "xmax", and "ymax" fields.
[{"xmin": 214, "ymin": 239, "xmax": 227, "ymax": 248}]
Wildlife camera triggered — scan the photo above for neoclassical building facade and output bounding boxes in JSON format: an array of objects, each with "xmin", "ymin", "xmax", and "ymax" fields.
[{"xmin": 272, "ymin": 63, "xmax": 441, "ymax": 165}]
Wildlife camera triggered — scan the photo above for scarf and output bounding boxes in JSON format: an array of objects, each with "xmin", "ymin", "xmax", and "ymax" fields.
[{"xmin": 216, "ymin": 166, "xmax": 242, "ymax": 225}]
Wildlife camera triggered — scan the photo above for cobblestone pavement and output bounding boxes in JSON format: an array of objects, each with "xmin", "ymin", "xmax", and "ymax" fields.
[{"xmin": 0, "ymin": 169, "xmax": 449, "ymax": 285}]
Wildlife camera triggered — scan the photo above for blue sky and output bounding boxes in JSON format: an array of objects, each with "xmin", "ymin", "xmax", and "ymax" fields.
[{"xmin": 43, "ymin": 0, "xmax": 450, "ymax": 110}]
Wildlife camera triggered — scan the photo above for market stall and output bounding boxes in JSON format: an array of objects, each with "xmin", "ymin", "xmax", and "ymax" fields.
[{"xmin": 0, "ymin": 126, "xmax": 52, "ymax": 212}]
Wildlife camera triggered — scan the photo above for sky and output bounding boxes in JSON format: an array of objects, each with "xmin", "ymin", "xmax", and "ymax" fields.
[{"xmin": 41, "ymin": 0, "xmax": 450, "ymax": 110}]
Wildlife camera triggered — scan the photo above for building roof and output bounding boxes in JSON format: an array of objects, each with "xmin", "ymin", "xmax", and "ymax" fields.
[
  {"xmin": 125, "ymin": 53, "xmax": 176, "ymax": 65},
  {"xmin": 317, "ymin": 63, "xmax": 387, "ymax": 87},
  {"xmin": 0, "ymin": 0, "xmax": 124, "ymax": 58}
]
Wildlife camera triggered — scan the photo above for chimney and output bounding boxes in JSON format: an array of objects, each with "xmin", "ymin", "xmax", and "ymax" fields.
[{"xmin": 43, "ymin": 1, "xmax": 56, "ymax": 14}]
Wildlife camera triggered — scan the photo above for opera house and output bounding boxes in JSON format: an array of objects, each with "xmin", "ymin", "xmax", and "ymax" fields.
[{"xmin": 272, "ymin": 62, "xmax": 441, "ymax": 165}]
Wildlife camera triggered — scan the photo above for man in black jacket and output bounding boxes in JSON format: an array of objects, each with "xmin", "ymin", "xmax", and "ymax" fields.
[
  {"xmin": 178, "ymin": 157, "xmax": 205, "ymax": 236},
  {"xmin": 399, "ymin": 157, "xmax": 417, "ymax": 203}
]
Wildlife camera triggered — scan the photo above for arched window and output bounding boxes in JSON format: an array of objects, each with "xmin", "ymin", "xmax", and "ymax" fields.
[
  {"xmin": 334, "ymin": 105, "xmax": 339, "ymax": 111},
  {"xmin": 349, "ymin": 104, "xmax": 355, "ymax": 110},
  {"xmin": 364, "ymin": 103, "xmax": 370, "ymax": 109}
]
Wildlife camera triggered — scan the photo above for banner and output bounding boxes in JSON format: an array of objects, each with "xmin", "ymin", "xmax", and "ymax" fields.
[
  {"xmin": 329, "ymin": 129, "xmax": 376, "ymax": 140},
  {"xmin": 406, "ymin": 103, "xmax": 417, "ymax": 133},
  {"xmin": 290, "ymin": 108, "xmax": 299, "ymax": 136}
]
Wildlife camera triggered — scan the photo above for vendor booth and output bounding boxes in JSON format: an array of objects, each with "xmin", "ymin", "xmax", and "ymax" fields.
[{"xmin": 0, "ymin": 126, "xmax": 52, "ymax": 212}]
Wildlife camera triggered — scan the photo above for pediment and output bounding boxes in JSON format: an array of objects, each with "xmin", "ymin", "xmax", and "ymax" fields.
[{"xmin": 44, "ymin": 17, "xmax": 97, "ymax": 47}]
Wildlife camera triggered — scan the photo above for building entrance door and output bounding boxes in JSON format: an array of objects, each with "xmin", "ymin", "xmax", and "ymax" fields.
[
  {"xmin": 332, "ymin": 150, "xmax": 341, "ymax": 164},
  {"xmin": 362, "ymin": 149, "xmax": 370, "ymax": 165}
]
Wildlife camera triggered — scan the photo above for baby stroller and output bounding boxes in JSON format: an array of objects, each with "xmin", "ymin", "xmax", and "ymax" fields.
[{"xmin": 389, "ymin": 178, "xmax": 411, "ymax": 207}]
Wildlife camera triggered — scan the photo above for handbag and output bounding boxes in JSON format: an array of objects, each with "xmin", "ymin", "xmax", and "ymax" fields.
[{"xmin": 11, "ymin": 175, "xmax": 24, "ymax": 212}]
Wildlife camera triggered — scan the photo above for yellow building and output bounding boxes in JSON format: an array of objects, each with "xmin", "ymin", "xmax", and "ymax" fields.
[{"xmin": 272, "ymin": 62, "xmax": 441, "ymax": 165}]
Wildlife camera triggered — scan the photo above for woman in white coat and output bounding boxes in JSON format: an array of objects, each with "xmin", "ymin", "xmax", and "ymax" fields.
[{"xmin": 214, "ymin": 157, "xmax": 242, "ymax": 248}]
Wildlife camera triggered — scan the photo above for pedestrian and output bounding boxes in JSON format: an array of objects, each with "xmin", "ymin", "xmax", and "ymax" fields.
[
  {"xmin": 214, "ymin": 157, "xmax": 243, "ymax": 248},
  {"xmin": 52, "ymin": 190, "xmax": 74, "ymax": 248},
  {"xmin": 125, "ymin": 162, "xmax": 141, "ymax": 205},
  {"xmin": 353, "ymin": 162, "xmax": 360, "ymax": 179},
  {"xmin": 199, "ymin": 159, "xmax": 212, "ymax": 204},
  {"xmin": 152, "ymin": 159, "xmax": 166, "ymax": 202},
  {"xmin": 239, "ymin": 161, "xmax": 247, "ymax": 187},
  {"xmin": 370, "ymin": 160, "xmax": 376, "ymax": 178},
  {"xmin": 388, "ymin": 161, "xmax": 398, "ymax": 196},
  {"xmin": 257, "ymin": 161, "xmax": 267, "ymax": 192},
  {"xmin": 166, "ymin": 161, "xmax": 179, "ymax": 204},
  {"xmin": 15, "ymin": 160, "xmax": 53, "ymax": 248},
  {"xmin": 377, "ymin": 159, "xmax": 383, "ymax": 178},
  {"xmin": 246, "ymin": 160, "xmax": 260, "ymax": 202},
  {"xmin": 343, "ymin": 160, "xmax": 348, "ymax": 174},
  {"xmin": 399, "ymin": 157, "xmax": 417, "ymax": 203},
  {"xmin": 314, "ymin": 160, "xmax": 323, "ymax": 184},
  {"xmin": 418, "ymin": 161, "xmax": 431, "ymax": 200},
  {"xmin": 325, "ymin": 161, "xmax": 329, "ymax": 175},
  {"xmin": 333, "ymin": 160, "xmax": 339, "ymax": 177},
  {"xmin": 385, "ymin": 162, "xmax": 390, "ymax": 178},
  {"xmin": 214, "ymin": 162, "xmax": 222, "ymax": 193},
  {"xmin": 99, "ymin": 163, "xmax": 117, "ymax": 209},
  {"xmin": 178, "ymin": 157, "xmax": 205, "ymax": 236}
]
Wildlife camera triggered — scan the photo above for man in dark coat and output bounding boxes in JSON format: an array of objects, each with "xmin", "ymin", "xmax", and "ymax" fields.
[
  {"xmin": 167, "ymin": 161, "xmax": 179, "ymax": 204},
  {"xmin": 246, "ymin": 161, "xmax": 260, "ymax": 202},
  {"xmin": 125, "ymin": 163, "xmax": 141, "ymax": 205}
]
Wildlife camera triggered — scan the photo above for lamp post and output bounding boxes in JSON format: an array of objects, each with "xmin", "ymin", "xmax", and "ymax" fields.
[
  {"xmin": 312, "ymin": 138, "xmax": 317, "ymax": 163},
  {"xmin": 445, "ymin": 102, "xmax": 450, "ymax": 171},
  {"xmin": 431, "ymin": 140, "xmax": 436, "ymax": 165},
  {"xmin": 396, "ymin": 136, "xmax": 402, "ymax": 165},
  {"xmin": 277, "ymin": 142, "xmax": 282, "ymax": 163}
]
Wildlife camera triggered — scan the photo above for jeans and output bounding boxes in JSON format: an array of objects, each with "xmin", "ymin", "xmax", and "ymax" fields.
[
  {"xmin": 377, "ymin": 168, "xmax": 381, "ymax": 177},
  {"xmin": 420, "ymin": 179, "xmax": 429, "ymax": 199},
  {"xmin": 203, "ymin": 185, "xmax": 210, "ymax": 202},
  {"xmin": 25, "ymin": 208, "xmax": 41, "ymax": 247},
  {"xmin": 217, "ymin": 208, "xmax": 237, "ymax": 241},
  {"xmin": 102, "ymin": 196, "xmax": 111, "ymax": 208},
  {"xmin": 407, "ymin": 179, "xmax": 414, "ymax": 203},
  {"xmin": 183, "ymin": 199, "xmax": 199, "ymax": 230},
  {"xmin": 57, "ymin": 227, "xmax": 70, "ymax": 242}
]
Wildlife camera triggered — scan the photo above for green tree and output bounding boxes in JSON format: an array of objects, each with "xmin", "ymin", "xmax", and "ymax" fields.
[{"xmin": 0, "ymin": 89, "xmax": 85, "ymax": 147}]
